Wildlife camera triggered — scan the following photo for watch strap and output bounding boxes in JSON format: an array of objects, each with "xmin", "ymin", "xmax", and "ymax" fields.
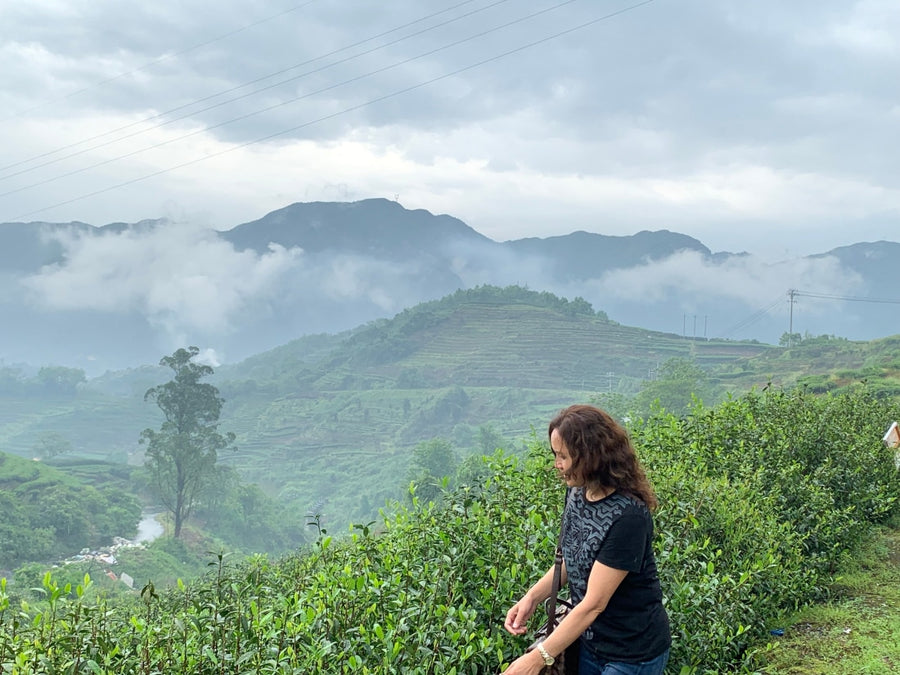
[{"xmin": 536, "ymin": 642, "xmax": 554, "ymax": 666}]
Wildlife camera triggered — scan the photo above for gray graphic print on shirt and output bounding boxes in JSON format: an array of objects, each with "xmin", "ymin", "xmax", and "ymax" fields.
[{"xmin": 561, "ymin": 490, "xmax": 633, "ymax": 643}]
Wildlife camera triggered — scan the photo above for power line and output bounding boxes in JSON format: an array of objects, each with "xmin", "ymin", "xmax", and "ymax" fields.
[
  {"xmin": 0, "ymin": 0, "xmax": 564, "ymax": 197},
  {"xmin": 718, "ymin": 287, "xmax": 900, "ymax": 342},
  {"xmin": 720, "ymin": 296, "xmax": 784, "ymax": 338},
  {"xmin": 793, "ymin": 290, "xmax": 900, "ymax": 305},
  {"xmin": 1, "ymin": 1, "xmax": 322, "ymax": 124},
  {"xmin": 7, "ymin": 0, "xmax": 658, "ymax": 219},
  {"xmin": 785, "ymin": 289, "xmax": 900, "ymax": 345},
  {"xmin": 0, "ymin": 0, "xmax": 491, "ymax": 176}
]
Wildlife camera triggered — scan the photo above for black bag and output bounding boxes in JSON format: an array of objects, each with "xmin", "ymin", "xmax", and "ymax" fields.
[
  {"xmin": 527, "ymin": 596, "xmax": 577, "ymax": 674},
  {"xmin": 531, "ymin": 596, "xmax": 574, "ymax": 645}
]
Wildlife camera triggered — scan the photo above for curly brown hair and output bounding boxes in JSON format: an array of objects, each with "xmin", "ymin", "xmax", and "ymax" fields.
[{"xmin": 548, "ymin": 404, "xmax": 658, "ymax": 510}]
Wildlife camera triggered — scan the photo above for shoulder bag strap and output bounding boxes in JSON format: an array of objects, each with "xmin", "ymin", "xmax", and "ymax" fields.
[{"xmin": 546, "ymin": 488, "xmax": 570, "ymax": 630}]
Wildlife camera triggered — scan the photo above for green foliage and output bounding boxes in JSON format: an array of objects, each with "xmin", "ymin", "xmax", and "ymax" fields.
[
  {"xmin": 427, "ymin": 284, "xmax": 604, "ymax": 317},
  {"xmin": 142, "ymin": 347, "xmax": 236, "ymax": 538},
  {"xmin": 2, "ymin": 386, "xmax": 899, "ymax": 673},
  {"xmin": 796, "ymin": 373, "xmax": 838, "ymax": 394},
  {"xmin": 0, "ymin": 366, "xmax": 25, "ymax": 395},
  {"xmin": 407, "ymin": 438, "xmax": 459, "ymax": 504},
  {"xmin": 0, "ymin": 452, "xmax": 141, "ymax": 569},
  {"xmin": 0, "ymin": 365, "xmax": 88, "ymax": 398},
  {"xmin": 779, "ymin": 332, "xmax": 803, "ymax": 347},
  {"xmin": 194, "ymin": 467, "xmax": 309, "ymax": 554},
  {"xmin": 589, "ymin": 392, "xmax": 635, "ymax": 424},
  {"xmin": 632, "ymin": 357, "xmax": 715, "ymax": 418},
  {"xmin": 0, "ymin": 365, "xmax": 86, "ymax": 398},
  {"xmin": 780, "ymin": 332, "xmax": 846, "ymax": 348},
  {"xmin": 30, "ymin": 432, "xmax": 72, "ymax": 460},
  {"xmin": 476, "ymin": 423, "xmax": 506, "ymax": 455},
  {"xmin": 114, "ymin": 537, "xmax": 212, "ymax": 589},
  {"xmin": 411, "ymin": 438, "xmax": 457, "ymax": 481},
  {"xmin": 631, "ymin": 384, "xmax": 900, "ymax": 671}
]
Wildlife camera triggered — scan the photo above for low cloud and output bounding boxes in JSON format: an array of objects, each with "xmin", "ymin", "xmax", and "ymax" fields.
[
  {"xmin": 22, "ymin": 221, "xmax": 302, "ymax": 336},
  {"xmin": 18, "ymin": 222, "xmax": 463, "ymax": 359},
  {"xmin": 592, "ymin": 250, "xmax": 863, "ymax": 309},
  {"xmin": 11, "ymin": 218, "xmax": 878, "ymax": 366}
]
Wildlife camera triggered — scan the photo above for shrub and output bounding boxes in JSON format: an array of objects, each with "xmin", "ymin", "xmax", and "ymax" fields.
[{"xmin": 1, "ymin": 387, "xmax": 898, "ymax": 673}]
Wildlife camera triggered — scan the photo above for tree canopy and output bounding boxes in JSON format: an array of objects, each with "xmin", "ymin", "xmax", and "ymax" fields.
[
  {"xmin": 0, "ymin": 452, "xmax": 140, "ymax": 569},
  {"xmin": 141, "ymin": 347, "xmax": 235, "ymax": 539},
  {"xmin": 632, "ymin": 357, "xmax": 712, "ymax": 417}
]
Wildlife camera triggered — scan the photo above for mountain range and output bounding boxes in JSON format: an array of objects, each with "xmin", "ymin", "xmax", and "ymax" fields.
[{"xmin": 2, "ymin": 198, "xmax": 898, "ymax": 374}]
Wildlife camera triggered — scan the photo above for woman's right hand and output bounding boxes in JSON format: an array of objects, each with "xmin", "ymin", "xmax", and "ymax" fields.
[{"xmin": 504, "ymin": 595, "xmax": 539, "ymax": 635}]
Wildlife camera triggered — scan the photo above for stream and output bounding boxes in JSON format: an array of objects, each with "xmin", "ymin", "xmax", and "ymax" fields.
[{"xmin": 135, "ymin": 512, "xmax": 164, "ymax": 543}]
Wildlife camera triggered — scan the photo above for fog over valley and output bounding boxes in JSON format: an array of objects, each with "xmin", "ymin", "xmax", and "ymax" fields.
[{"xmin": 2, "ymin": 198, "xmax": 896, "ymax": 374}]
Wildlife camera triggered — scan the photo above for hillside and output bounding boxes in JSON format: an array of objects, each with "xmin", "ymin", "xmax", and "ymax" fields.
[
  {"xmin": 221, "ymin": 286, "xmax": 771, "ymax": 390},
  {"xmin": 5, "ymin": 285, "xmax": 899, "ymax": 532},
  {"xmin": 714, "ymin": 333, "xmax": 900, "ymax": 398},
  {"xmin": 207, "ymin": 286, "xmax": 775, "ymax": 527},
  {"xmin": 0, "ymin": 451, "xmax": 141, "ymax": 570}
]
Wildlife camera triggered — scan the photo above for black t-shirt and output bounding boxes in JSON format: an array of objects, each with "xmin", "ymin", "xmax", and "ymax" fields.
[{"xmin": 561, "ymin": 488, "xmax": 671, "ymax": 662}]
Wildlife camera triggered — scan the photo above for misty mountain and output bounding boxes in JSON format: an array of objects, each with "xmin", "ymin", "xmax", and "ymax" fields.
[
  {"xmin": 504, "ymin": 229, "xmax": 715, "ymax": 281},
  {"xmin": 2, "ymin": 198, "xmax": 897, "ymax": 374},
  {"xmin": 224, "ymin": 198, "xmax": 493, "ymax": 258}
]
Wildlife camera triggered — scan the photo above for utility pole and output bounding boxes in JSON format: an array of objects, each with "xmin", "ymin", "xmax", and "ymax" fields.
[{"xmin": 787, "ymin": 289, "xmax": 797, "ymax": 345}]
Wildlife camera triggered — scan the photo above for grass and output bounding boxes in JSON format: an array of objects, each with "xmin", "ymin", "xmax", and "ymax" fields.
[{"xmin": 759, "ymin": 519, "xmax": 900, "ymax": 674}]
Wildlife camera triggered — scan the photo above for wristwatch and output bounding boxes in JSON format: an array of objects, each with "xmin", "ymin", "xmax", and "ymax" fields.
[{"xmin": 536, "ymin": 643, "xmax": 555, "ymax": 666}]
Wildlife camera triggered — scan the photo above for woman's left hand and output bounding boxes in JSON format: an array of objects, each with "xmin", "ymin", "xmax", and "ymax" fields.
[{"xmin": 502, "ymin": 649, "xmax": 544, "ymax": 675}]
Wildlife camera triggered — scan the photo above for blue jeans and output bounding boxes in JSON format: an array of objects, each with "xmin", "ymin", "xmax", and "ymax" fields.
[{"xmin": 578, "ymin": 645, "xmax": 670, "ymax": 675}]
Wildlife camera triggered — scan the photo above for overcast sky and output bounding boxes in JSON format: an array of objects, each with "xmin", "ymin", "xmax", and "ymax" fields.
[{"xmin": 2, "ymin": 0, "xmax": 898, "ymax": 259}]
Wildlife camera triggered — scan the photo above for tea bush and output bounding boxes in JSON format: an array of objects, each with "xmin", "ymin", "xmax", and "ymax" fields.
[
  {"xmin": 1, "ymin": 386, "xmax": 898, "ymax": 674},
  {"xmin": 633, "ymin": 385, "xmax": 900, "ymax": 672}
]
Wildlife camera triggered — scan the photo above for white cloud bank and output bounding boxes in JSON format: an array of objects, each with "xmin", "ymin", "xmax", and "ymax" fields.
[{"xmin": 22, "ymin": 222, "xmax": 303, "ymax": 335}]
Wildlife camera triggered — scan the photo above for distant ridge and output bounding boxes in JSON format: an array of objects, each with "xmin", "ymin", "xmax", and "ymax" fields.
[
  {"xmin": 222, "ymin": 198, "xmax": 492, "ymax": 259},
  {"xmin": 1, "ymin": 199, "xmax": 898, "ymax": 372},
  {"xmin": 506, "ymin": 229, "xmax": 711, "ymax": 279}
]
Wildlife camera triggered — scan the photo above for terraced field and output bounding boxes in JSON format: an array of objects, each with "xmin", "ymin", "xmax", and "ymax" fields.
[
  {"xmin": 313, "ymin": 303, "xmax": 771, "ymax": 390},
  {"xmin": 0, "ymin": 286, "xmax": 846, "ymax": 532},
  {"xmin": 0, "ymin": 393, "xmax": 158, "ymax": 460},
  {"xmin": 208, "ymin": 295, "xmax": 774, "ymax": 528}
]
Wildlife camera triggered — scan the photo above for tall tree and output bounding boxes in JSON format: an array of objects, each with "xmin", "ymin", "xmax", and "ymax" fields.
[
  {"xmin": 32, "ymin": 431, "xmax": 72, "ymax": 460},
  {"xmin": 633, "ymin": 357, "xmax": 713, "ymax": 417},
  {"xmin": 141, "ymin": 347, "xmax": 235, "ymax": 539}
]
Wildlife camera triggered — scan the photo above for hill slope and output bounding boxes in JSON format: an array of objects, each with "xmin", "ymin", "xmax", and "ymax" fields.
[
  {"xmin": 211, "ymin": 286, "xmax": 772, "ymax": 526},
  {"xmin": 5, "ymin": 285, "xmax": 898, "ymax": 531}
]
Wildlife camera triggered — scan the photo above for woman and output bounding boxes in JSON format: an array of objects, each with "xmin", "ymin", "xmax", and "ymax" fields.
[{"xmin": 503, "ymin": 404, "xmax": 670, "ymax": 675}]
